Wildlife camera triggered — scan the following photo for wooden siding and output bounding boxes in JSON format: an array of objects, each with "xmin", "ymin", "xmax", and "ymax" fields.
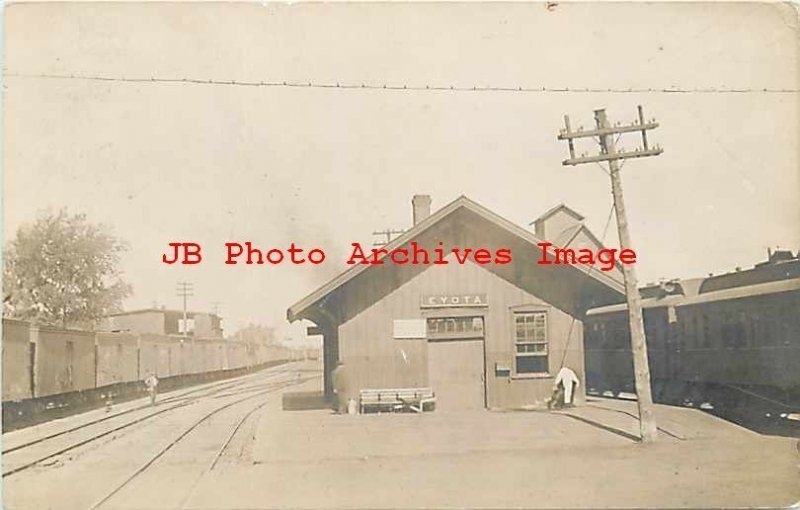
[
  {"xmin": 337, "ymin": 258, "xmax": 586, "ymax": 409},
  {"xmin": 2, "ymin": 319, "xmax": 32, "ymax": 401},
  {"xmin": 34, "ymin": 327, "xmax": 97, "ymax": 397},
  {"xmin": 96, "ymin": 333, "xmax": 140, "ymax": 386}
]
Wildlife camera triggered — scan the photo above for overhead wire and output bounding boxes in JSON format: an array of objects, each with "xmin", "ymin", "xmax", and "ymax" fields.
[
  {"xmin": 556, "ymin": 200, "xmax": 617, "ymax": 372},
  {"xmin": 5, "ymin": 72, "xmax": 797, "ymax": 94}
]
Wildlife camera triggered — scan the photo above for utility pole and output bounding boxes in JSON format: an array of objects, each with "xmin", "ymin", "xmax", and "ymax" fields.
[
  {"xmin": 176, "ymin": 281, "xmax": 194, "ymax": 341},
  {"xmin": 557, "ymin": 105, "xmax": 663, "ymax": 443},
  {"xmin": 210, "ymin": 301, "xmax": 222, "ymax": 317},
  {"xmin": 210, "ymin": 301, "xmax": 223, "ymax": 340},
  {"xmin": 372, "ymin": 228, "xmax": 405, "ymax": 247}
]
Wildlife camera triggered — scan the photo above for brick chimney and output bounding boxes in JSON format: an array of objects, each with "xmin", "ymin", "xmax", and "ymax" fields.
[{"xmin": 412, "ymin": 195, "xmax": 432, "ymax": 226}]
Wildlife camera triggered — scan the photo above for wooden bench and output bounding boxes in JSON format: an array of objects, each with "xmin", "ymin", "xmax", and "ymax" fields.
[{"xmin": 359, "ymin": 388, "xmax": 436, "ymax": 414}]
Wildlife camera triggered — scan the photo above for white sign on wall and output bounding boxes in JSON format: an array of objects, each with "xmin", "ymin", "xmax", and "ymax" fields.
[
  {"xmin": 421, "ymin": 294, "xmax": 488, "ymax": 308},
  {"xmin": 393, "ymin": 319, "xmax": 427, "ymax": 339},
  {"xmin": 178, "ymin": 318, "xmax": 195, "ymax": 334}
]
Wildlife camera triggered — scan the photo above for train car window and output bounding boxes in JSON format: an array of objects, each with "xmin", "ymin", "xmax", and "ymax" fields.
[
  {"xmin": 763, "ymin": 308, "xmax": 776, "ymax": 346},
  {"xmin": 722, "ymin": 321, "xmax": 746, "ymax": 349},
  {"xmin": 737, "ymin": 311, "xmax": 749, "ymax": 348},
  {"xmin": 613, "ymin": 319, "xmax": 628, "ymax": 348},
  {"xmin": 688, "ymin": 315, "xmax": 697, "ymax": 349},
  {"xmin": 644, "ymin": 315, "xmax": 659, "ymax": 347},
  {"xmin": 780, "ymin": 305, "xmax": 793, "ymax": 346},
  {"xmin": 597, "ymin": 322, "xmax": 607, "ymax": 350},
  {"xmin": 749, "ymin": 316, "xmax": 759, "ymax": 347},
  {"xmin": 588, "ymin": 322, "xmax": 605, "ymax": 350}
]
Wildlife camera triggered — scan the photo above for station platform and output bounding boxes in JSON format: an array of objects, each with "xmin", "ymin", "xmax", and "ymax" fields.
[
  {"xmin": 9, "ymin": 363, "xmax": 794, "ymax": 509},
  {"xmin": 184, "ymin": 377, "xmax": 800, "ymax": 509}
]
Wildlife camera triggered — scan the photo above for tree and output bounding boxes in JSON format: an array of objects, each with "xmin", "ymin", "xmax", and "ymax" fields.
[{"xmin": 3, "ymin": 209, "xmax": 132, "ymax": 327}]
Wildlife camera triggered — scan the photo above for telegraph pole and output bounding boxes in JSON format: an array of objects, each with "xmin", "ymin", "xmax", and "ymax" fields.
[
  {"xmin": 557, "ymin": 105, "xmax": 662, "ymax": 443},
  {"xmin": 210, "ymin": 301, "xmax": 222, "ymax": 317},
  {"xmin": 176, "ymin": 281, "xmax": 194, "ymax": 340}
]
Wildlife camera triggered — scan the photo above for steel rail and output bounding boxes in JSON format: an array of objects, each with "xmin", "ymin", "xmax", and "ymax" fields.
[
  {"xmin": 2, "ymin": 363, "xmax": 293, "ymax": 455},
  {"xmin": 3, "ymin": 379, "xmax": 238, "ymax": 455},
  {"xmin": 2, "ymin": 370, "xmax": 297, "ymax": 475},
  {"xmin": 180, "ymin": 375, "xmax": 321, "ymax": 509},
  {"xmin": 2, "ymin": 400, "xmax": 194, "ymax": 477},
  {"xmin": 88, "ymin": 376, "xmax": 315, "ymax": 510}
]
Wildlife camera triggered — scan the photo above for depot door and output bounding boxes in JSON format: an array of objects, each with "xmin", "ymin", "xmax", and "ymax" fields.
[{"xmin": 427, "ymin": 338, "xmax": 486, "ymax": 411}]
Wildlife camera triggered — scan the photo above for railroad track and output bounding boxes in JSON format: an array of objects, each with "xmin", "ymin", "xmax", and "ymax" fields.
[
  {"xmin": 4, "ymin": 377, "xmax": 245, "ymax": 455},
  {"xmin": 88, "ymin": 374, "xmax": 320, "ymax": 510},
  {"xmin": 2, "ymin": 363, "xmax": 295, "ymax": 456},
  {"xmin": 209, "ymin": 377, "xmax": 307, "ymax": 399},
  {"xmin": 2, "ymin": 364, "xmax": 298, "ymax": 477}
]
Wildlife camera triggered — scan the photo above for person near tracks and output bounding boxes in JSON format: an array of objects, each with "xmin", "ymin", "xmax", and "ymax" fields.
[
  {"xmin": 331, "ymin": 361, "xmax": 349, "ymax": 414},
  {"xmin": 144, "ymin": 373, "xmax": 159, "ymax": 406}
]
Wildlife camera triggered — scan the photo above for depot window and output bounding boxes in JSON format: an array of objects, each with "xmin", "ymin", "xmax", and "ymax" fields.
[
  {"xmin": 514, "ymin": 311, "xmax": 549, "ymax": 374},
  {"xmin": 426, "ymin": 316, "xmax": 484, "ymax": 340}
]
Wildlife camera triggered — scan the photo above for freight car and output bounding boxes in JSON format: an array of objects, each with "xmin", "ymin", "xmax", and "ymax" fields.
[
  {"xmin": 585, "ymin": 251, "xmax": 800, "ymax": 417},
  {"xmin": 2, "ymin": 322, "xmax": 318, "ymax": 430},
  {"xmin": 1, "ymin": 322, "xmax": 306, "ymax": 401}
]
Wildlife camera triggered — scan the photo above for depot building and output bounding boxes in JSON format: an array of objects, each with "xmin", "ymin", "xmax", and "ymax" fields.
[{"xmin": 287, "ymin": 195, "xmax": 625, "ymax": 411}]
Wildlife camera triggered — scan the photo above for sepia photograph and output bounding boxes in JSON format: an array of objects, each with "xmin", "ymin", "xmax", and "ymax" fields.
[{"xmin": 2, "ymin": 2, "xmax": 799, "ymax": 509}]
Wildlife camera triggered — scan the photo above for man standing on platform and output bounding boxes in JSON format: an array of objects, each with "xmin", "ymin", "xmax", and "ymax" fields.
[{"xmin": 331, "ymin": 361, "xmax": 349, "ymax": 414}]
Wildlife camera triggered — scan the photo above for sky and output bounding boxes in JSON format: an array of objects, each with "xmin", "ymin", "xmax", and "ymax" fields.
[{"xmin": 4, "ymin": 2, "xmax": 799, "ymax": 343}]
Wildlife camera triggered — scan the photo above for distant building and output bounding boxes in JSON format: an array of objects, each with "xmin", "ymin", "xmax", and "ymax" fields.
[{"xmin": 99, "ymin": 308, "xmax": 223, "ymax": 338}]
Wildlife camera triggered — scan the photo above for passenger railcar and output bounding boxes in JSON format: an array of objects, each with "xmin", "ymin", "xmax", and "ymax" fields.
[{"xmin": 585, "ymin": 251, "xmax": 800, "ymax": 413}]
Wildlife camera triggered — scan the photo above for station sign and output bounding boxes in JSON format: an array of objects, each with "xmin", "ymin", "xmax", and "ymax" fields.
[
  {"xmin": 393, "ymin": 319, "xmax": 427, "ymax": 339},
  {"xmin": 420, "ymin": 294, "xmax": 488, "ymax": 308}
]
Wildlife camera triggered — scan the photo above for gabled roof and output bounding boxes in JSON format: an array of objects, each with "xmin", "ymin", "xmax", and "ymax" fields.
[
  {"xmin": 561, "ymin": 223, "xmax": 624, "ymax": 275},
  {"xmin": 287, "ymin": 196, "xmax": 625, "ymax": 324},
  {"xmin": 529, "ymin": 203, "xmax": 585, "ymax": 226},
  {"xmin": 564, "ymin": 223, "xmax": 598, "ymax": 249}
]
